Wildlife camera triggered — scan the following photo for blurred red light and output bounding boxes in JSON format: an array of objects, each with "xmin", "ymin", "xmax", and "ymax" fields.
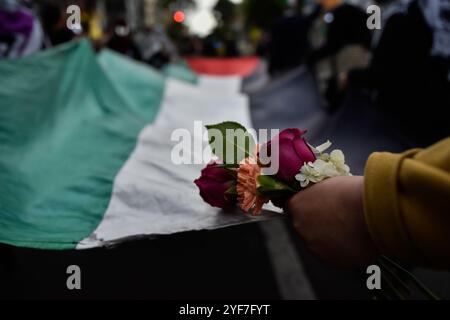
[{"xmin": 173, "ymin": 11, "xmax": 185, "ymax": 23}]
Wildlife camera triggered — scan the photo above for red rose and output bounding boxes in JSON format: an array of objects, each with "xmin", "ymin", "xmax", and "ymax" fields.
[
  {"xmin": 260, "ymin": 128, "xmax": 316, "ymax": 182},
  {"xmin": 194, "ymin": 161, "xmax": 236, "ymax": 208}
]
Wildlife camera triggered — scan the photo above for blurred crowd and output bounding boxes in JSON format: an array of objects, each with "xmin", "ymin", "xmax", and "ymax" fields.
[
  {"xmin": 0, "ymin": 0, "xmax": 180, "ymax": 66},
  {"xmin": 265, "ymin": 0, "xmax": 449, "ymax": 147},
  {"xmin": 0, "ymin": 0, "xmax": 449, "ymax": 145}
]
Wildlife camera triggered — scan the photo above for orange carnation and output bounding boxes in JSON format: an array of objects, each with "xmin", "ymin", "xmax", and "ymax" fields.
[{"xmin": 236, "ymin": 157, "xmax": 269, "ymax": 215}]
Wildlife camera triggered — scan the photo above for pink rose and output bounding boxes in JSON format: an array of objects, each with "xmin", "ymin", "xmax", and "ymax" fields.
[
  {"xmin": 194, "ymin": 161, "xmax": 237, "ymax": 208},
  {"xmin": 261, "ymin": 128, "xmax": 316, "ymax": 182}
]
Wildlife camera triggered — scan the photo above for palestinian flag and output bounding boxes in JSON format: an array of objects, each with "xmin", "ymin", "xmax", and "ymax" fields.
[
  {"xmin": 0, "ymin": 40, "xmax": 272, "ymax": 250},
  {"xmin": 0, "ymin": 39, "xmax": 404, "ymax": 251}
]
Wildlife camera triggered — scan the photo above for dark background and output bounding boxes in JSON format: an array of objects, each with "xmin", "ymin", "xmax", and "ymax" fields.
[{"xmin": 0, "ymin": 220, "xmax": 372, "ymax": 300}]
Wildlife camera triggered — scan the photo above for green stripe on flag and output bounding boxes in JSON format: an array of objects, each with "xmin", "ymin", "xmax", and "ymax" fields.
[
  {"xmin": 98, "ymin": 49, "xmax": 165, "ymax": 120},
  {"xmin": 162, "ymin": 61, "xmax": 198, "ymax": 84},
  {"xmin": 0, "ymin": 40, "xmax": 165, "ymax": 249}
]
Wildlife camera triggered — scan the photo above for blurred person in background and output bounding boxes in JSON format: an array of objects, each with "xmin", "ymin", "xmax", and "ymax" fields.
[
  {"xmin": 202, "ymin": 34, "xmax": 224, "ymax": 57},
  {"xmin": 39, "ymin": 0, "xmax": 78, "ymax": 46},
  {"xmin": 370, "ymin": 0, "xmax": 411, "ymax": 48},
  {"xmin": 268, "ymin": 0, "xmax": 320, "ymax": 75},
  {"xmin": 223, "ymin": 30, "xmax": 239, "ymax": 57},
  {"xmin": 366, "ymin": 0, "xmax": 450, "ymax": 146},
  {"xmin": 307, "ymin": 0, "xmax": 372, "ymax": 110},
  {"xmin": 106, "ymin": 18, "xmax": 141, "ymax": 60},
  {"xmin": 0, "ymin": 0, "xmax": 43, "ymax": 59},
  {"xmin": 349, "ymin": 0, "xmax": 450, "ymax": 146},
  {"xmin": 134, "ymin": 24, "xmax": 178, "ymax": 69}
]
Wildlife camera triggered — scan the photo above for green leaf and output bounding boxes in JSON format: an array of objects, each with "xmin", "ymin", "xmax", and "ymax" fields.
[
  {"xmin": 256, "ymin": 175, "xmax": 296, "ymax": 197},
  {"xmin": 206, "ymin": 122, "xmax": 256, "ymax": 165},
  {"xmin": 225, "ymin": 185, "xmax": 237, "ymax": 195}
]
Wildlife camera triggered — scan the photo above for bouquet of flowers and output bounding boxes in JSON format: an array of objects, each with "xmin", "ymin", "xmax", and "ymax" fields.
[
  {"xmin": 194, "ymin": 122, "xmax": 351, "ymax": 214},
  {"xmin": 194, "ymin": 122, "xmax": 439, "ymax": 300}
]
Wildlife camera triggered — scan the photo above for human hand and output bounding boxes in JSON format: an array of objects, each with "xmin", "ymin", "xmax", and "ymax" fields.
[{"xmin": 287, "ymin": 176, "xmax": 379, "ymax": 268}]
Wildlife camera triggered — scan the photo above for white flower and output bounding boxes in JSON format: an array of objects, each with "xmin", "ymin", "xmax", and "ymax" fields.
[
  {"xmin": 295, "ymin": 141, "xmax": 351, "ymax": 187},
  {"xmin": 309, "ymin": 140, "xmax": 332, "ymax": 154}
]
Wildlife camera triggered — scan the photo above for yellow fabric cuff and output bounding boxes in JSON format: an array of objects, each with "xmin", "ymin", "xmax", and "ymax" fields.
[{"xmin": 363, "ymin": 150, "xmax": 419, "ymax": 263}]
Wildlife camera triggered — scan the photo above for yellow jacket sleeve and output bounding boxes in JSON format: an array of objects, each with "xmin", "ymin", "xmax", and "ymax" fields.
[{"xmin": 364, "ymin": 137, "xmax": 450, "ymax": 269}]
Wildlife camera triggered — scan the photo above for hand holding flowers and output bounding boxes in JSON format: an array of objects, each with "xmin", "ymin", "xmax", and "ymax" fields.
[
  {"xmin": 194, "ymin": 122, "xmax": 438, "ymax": 298},
  {"xmin": 194, "ymin": 122, "xmax": 352, "ymax": 215}
]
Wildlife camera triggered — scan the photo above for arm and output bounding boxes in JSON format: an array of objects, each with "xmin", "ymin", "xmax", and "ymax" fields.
[{"xmin": 288, "ymin": 138, "xmax": 450, "ymax": 269}]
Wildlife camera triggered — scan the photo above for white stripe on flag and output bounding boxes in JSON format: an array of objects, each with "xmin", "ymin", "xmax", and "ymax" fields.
[
  {"xmin": 77, "ymin": 79, "xmax": 278, "ymax": 249},
  {"xmin": 197, "ymin": 75, "xmax": 242, "ymax": 95},
  {"xmin": 155, "ymin": 78, "xmax": 249, "ymax": 128}
]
